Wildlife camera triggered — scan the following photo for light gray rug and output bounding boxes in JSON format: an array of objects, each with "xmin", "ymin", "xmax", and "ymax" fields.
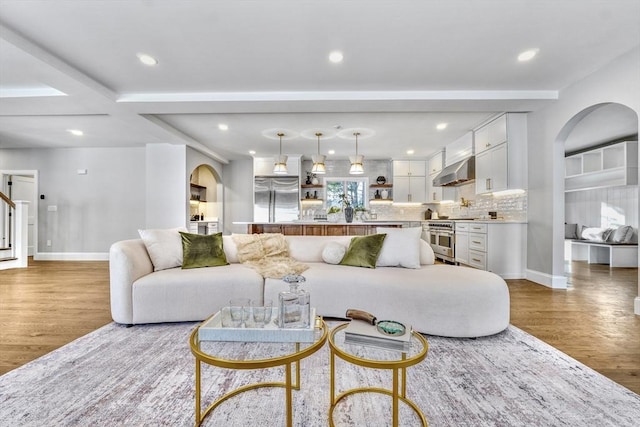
[{"xmin": 1, "ymin": 322, "xmax": 638, "ymax": 426}]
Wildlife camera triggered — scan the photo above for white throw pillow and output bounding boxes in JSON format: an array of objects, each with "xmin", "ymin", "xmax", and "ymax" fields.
[
  {"xmin": 138, "ymin": 227, "xmax": 187, "ymax": 271},
  {"xmin": 375, "ymin": 226, "xmax": 422, "ymax": 268},
  {"xmin": 322, "ymin": 241, "xmax": 347, "ymax": 264}
]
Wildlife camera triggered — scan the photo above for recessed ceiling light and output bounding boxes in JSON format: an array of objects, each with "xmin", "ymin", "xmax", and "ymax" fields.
[
  {"xmin": 218, "ymin": 124, "xmax": 229, "ymax": 131},
  {"xmin": 518, "ymin": 49, "xmax": 539, "ymax": 62},
  {"xmin": 328, "ymin": 149, "xmax": 335, "ymax": 155},
  {"xmin": 136, "ymin": 53, "xmax": 158, "ymax": 66},
  {"xmin": 436, "ymin": 123, "xmax": 448, "ymax": 131},
  {"xmin": 248, "ymin": 150, "xmax": 256, "ymax": 155},
  {"xmin": 406, "ymin": 149, "xmax": 415, "ymax": 155},
  {"xmin": 67, "ymin": 129, "xmax": 83, "ymax": 136},
  {"xmin": 329, "ymin": 51, "xmax": 344, "ymax": 63}
]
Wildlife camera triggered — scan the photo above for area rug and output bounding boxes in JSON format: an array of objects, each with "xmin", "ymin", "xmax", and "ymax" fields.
[{"xmin": 1, "ymin": 322, "xmax": 638, "ymax": 426}]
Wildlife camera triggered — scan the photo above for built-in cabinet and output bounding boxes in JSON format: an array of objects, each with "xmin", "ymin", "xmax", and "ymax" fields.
[
  {"xmin": 427, "ymin": 151, "xmax": 444, "ymax": 203},
  {"xmin": 474, "ymin": 113, "xmax": 527, "ymax": 194},
  {"xmin": 564, "ymin": 141, "xmax": 638, "ymax": 192},
  {"xmin": 455, "ymin": 221, "xmax": 526, "ymax": 279},
  {"xmin": 393, "ymin": 160, "xmax": 426, "ymax": 203}
]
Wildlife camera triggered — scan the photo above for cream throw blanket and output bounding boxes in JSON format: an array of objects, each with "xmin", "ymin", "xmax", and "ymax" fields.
[{"xmin": 231, "ymin": 233, "xmax": 308, "ymax": 279}]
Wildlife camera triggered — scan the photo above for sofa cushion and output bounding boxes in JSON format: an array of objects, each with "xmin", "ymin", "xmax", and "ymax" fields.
[
  {"xmin": 611, "ymin": 225, "xmax": 634, "ymax": 243},
  {"xmin": 138, "ymin": 227, "xmax": 187, "ymax": 271},
  {"xmin": 340, "ymin": 234, "xmax": 387, "ymax": 268},
  {"xmin": 376, "ymin": 226, "xmax": 422, "ymax": 268},
  {"xmin": 179, "ymin": 232, "xmax": 229, "ymax": 269},
  {"xmin": 232, "ymin": 233, "xmax": 289, "ymax": 261},
  {"xmin": 322, "ymin": 241, "xmax": 347, "ymax": 264},
  {"xmin": 564, "ymin": 223, "xmax": 578, "ymax": 239}
]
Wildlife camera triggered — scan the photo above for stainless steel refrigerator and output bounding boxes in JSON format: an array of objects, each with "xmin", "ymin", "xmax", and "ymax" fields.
[{"xmin": 254, "ymin": 177, "xmax": 299, "ymax": 222}]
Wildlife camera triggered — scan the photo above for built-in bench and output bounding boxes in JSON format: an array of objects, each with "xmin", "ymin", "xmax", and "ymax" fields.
[{"xmin": 566, "ymin": 239, "xmax": 638, "ymax": 267}]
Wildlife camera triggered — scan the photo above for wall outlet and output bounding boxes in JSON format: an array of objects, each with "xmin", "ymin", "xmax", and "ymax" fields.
[
  {"xmin": 47, "ymin": 205, "xmax": 57, "ymax": 212},
  {"xmin": 46, "ymin": 240, "xmax": 51, "ymax": 247}
]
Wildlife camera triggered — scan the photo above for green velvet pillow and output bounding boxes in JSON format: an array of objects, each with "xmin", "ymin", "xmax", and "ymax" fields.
[
  {"xmin": 179, "ymin": 232, "xmax": 229, "ymax": 269},
  {"xmin": 339, "ymin": 234, "xmax": 387, "ymax": 268}
]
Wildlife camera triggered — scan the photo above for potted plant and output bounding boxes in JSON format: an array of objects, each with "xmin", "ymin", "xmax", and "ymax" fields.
[{"xmin": 327, "ymin": 205, "xmax": 341, "ymax": 222}]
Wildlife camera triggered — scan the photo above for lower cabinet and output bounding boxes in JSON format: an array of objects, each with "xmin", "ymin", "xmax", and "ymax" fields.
[
  {"xmin": 247, "ymin": 224, "xmax": 401, "ymax": 235},
  {"xmin": 455, "ymin": 222, "xmax": 526, "ymax": 279}
]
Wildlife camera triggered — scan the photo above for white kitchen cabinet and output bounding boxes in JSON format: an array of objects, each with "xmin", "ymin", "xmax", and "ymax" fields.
[
  {"xmin": 394, "ymin": 175, "xmax": 426, "ymax": 203},
  {"xmin": 428, "ymin": 151, "xmax": 444, "ymax": 175},
  {"xmin": 454, "ymin": 222, "xmax": 470, "ymax": 265},
  {"xmin": 474, "ymin": 113, "xmax": 527, "ymax": 195},
  {"xmin": 564, "ymin": 141, "xmax": 638, "ymax": 192},
  {"xmin": 474, "ymin": 114, "xmax": 507, "ymax": 154},
  {"xmin": 476, "ymin": 143, "xmax": 508, "ymax": 193},
  {"xmin": 454, "ymin": 221, "xmax": 526, "ymax": 279},
  {"xmin": 393, "ymin": 160, "xmax": 426, "ymax": 177},
  {"xmin": 445, "ymin": 132, "xmax": 474, "ymax": 166}
]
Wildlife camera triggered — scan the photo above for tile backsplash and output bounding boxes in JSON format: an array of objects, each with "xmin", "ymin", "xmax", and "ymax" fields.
[{"xmin": 301, "ymin": 160, "xmax": 528, "ymax": 221}]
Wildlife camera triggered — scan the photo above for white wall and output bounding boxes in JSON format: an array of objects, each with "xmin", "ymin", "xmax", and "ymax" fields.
[
  {"xmin": 145, "ymin": 144, "xmax": 187, "ymax": 229},
  {"xmin": 526, "ymin": 46, "xmax": 640, "ymax": 289},
  {"xmin": 0, "ymin": 147, "xmax": 146, "ymax": 255},
  {"xmin": 566, "ymin": 187, "xmax": 638, "ymax": 230},
  {"xmin": 222, "ymin": 159, "xmax": 254, "ymax": 235}
]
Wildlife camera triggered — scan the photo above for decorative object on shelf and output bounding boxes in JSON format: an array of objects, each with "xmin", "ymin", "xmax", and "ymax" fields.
[
  {"xmin": 349, "ymin": 131, "xmax": 364, "ymax": 174},
  {"xmin": 376, "ymin": 176, "xmax": 386, "ymax": 185},
  {"xmin": 305, "ymin": 171, "xmax": 312, "ymax": 185},
  {"xmin": 313, "ymin": 190, "xmax": 318, "ymax": 199},
  {"xmin": 374, "ymin": 190, "xmax": 381, "ymax": 199},
  {"xmin": 273, "ymin": 132, "xmax": 288, "ymax": 175},
  {"xmin": 311, "ymin": 132, "xmax": 326, "ymax": 174},
  {"xmin": 381, "ymin": 189, "xmax": 389, "ymax": 199}
]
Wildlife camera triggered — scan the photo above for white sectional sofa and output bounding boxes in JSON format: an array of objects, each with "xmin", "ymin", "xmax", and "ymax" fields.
[{"xmin": 109, "ymin": 234, "xmax": 510, "ymax": 338}]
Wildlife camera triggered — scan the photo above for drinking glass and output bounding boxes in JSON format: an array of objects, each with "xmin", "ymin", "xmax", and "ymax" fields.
[
  {"xmin": 229, "ymin": 298, "xmax": 250, "ymax": 327},
  {"xmin": 251, "ymin": 300, "xmax": 266, "ymax": 328},
  {"xmin": 263, "ymin": 299, "xmax": 273, "ymax": 325},
  {"xmin": 220, "ymin": 306, "xmax": 232, "ymax": 327}
]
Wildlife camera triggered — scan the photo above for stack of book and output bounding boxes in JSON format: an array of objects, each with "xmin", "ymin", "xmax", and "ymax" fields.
[{"xmin": 344, "ymin": 320, "xmax": 412, "ymax": 352}]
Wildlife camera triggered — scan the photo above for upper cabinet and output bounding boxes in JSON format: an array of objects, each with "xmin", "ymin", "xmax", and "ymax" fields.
[
  {"xmin": 393, "ymin": 160, "xmax": 426, "ymax": 177},
  {"xmin": 474, "ymin": 114, "xmax": 507, "ymax": 155},
  {"xmin": 393, "ymin": 160, "xmax": 426, "ymax": 203},
  {"xmin": 445, "ymin": 132, "xmax": 474, "ymax": 166},
  {"xmin": 253, "ymin": 156, "xmax": 300, "ymax": 177},
  {"xmin": 564, "ymin": 141, "xmax": 638, "ymax": 192},
  {"xmin": 474, "ymin": 113, "xmax": 527, "ymax": 194},
  {"xmin": 428, "ymin": 150, "xmax": 444, "ymax": 175}
]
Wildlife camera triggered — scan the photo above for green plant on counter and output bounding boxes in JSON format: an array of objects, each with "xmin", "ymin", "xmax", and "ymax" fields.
[
  {"xmin": 327, "ymin": 206, "xmax": 341, "ymax": 214},
  {"xmin": 354, "ymin": 205, "xmax": 367, "ymax": 212}
]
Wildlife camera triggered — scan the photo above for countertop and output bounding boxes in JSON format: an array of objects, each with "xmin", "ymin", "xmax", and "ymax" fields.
[
  {"xmin": 233, "ymin": 221, "xmax": 406, "ymax": 225},
  {"xmin": 422, "ymin": 219, "xmax": 528, "ymax": 224}
]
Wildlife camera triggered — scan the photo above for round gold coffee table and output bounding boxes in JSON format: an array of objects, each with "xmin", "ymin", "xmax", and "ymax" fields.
[
  {"xmin": 328, "ymin": 322, "xmax": 429, "ymax": 427},
  {"xmin": 189, "ymin": 317, "xmax": 328, "ymax": 427}
]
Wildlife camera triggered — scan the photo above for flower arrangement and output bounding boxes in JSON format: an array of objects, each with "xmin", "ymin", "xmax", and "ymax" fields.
[{"xmin": 340, "ymin": 193, "xmax": 352, "ymax": 207}]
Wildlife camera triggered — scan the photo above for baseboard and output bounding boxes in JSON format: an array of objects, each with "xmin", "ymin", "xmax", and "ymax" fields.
[
  {"xmin": 526, "ymin": 269, "xmax": 568, "ymax": 289},
  {"xmin": 635, "ymin": 297, "xmax": 640, "ymax": 316},
  {"xmin": 34, "ymin": 252, "xmax": 109, "ymax": 261}
]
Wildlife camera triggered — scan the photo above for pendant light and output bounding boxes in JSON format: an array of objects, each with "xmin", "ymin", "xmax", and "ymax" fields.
[
  {"xmin": 349, "ymin": 132, "xmax": 364, "ymax": 174},
  {"xmin": 311, "ymin": 132, "xmax": 326, "ymax": 174},
  {"xmin": 273, "ymin": 132, "xmax": 288, "ymax": 175}
]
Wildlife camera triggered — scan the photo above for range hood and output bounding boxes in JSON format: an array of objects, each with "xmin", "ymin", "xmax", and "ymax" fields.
[{"xmin": 432, "ymin": 156, "xmax": 475, "ymax": 187}]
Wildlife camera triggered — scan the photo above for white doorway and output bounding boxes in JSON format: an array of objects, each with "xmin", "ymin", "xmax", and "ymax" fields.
[{"xmin": 1, "ymin": 171, "xmax": 38, "ymax": 257}]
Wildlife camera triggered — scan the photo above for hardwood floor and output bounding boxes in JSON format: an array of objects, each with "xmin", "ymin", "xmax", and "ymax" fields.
[{"xmin": 1, "ymin": 258, "xmax": 638, "ymax": 394}]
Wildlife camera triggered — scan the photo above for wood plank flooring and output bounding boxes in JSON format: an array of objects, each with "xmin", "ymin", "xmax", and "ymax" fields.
[{"xmin": 0, "ymin": 258, "xmax": 638, "ymax": 394}]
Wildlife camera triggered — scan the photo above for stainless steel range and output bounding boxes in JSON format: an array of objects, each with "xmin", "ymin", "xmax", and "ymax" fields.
[{"xmin": 425, "ymin": 220, "xmax": 455, "ymax": 263}]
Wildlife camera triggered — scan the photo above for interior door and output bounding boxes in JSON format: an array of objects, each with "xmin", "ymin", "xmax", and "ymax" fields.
[{"xmin": 10, "ymin": 175, "xmax": 36, "ymax": 256}]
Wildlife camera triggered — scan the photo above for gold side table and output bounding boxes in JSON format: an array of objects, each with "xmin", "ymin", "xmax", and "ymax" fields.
[
  {"xmin": 189, "ymin": 316, "xmax": 328, "ymax": 427},
  {"xmin": 328, "ymin": 322, "xmax": 429, "ymax": 427}
]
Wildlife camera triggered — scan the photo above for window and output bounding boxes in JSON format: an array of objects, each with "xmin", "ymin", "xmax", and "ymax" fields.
[{"xmin": 325, "ymin": 177, "xmax": 368, "ymax": 209}]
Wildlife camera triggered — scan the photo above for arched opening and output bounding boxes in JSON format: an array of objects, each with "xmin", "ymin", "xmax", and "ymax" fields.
[
  {"xmin": 555, "ymin": 102, "xmax": 638, "ymax": 306},
  {"xmin": 188, "ymin": 164, "xmax": 222, "ymax": 234}
]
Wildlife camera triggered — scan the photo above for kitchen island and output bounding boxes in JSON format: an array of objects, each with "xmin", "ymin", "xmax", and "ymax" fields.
[{"xmin": 234, "ymin": 221, "xmax": 405, "ymax": 236}]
